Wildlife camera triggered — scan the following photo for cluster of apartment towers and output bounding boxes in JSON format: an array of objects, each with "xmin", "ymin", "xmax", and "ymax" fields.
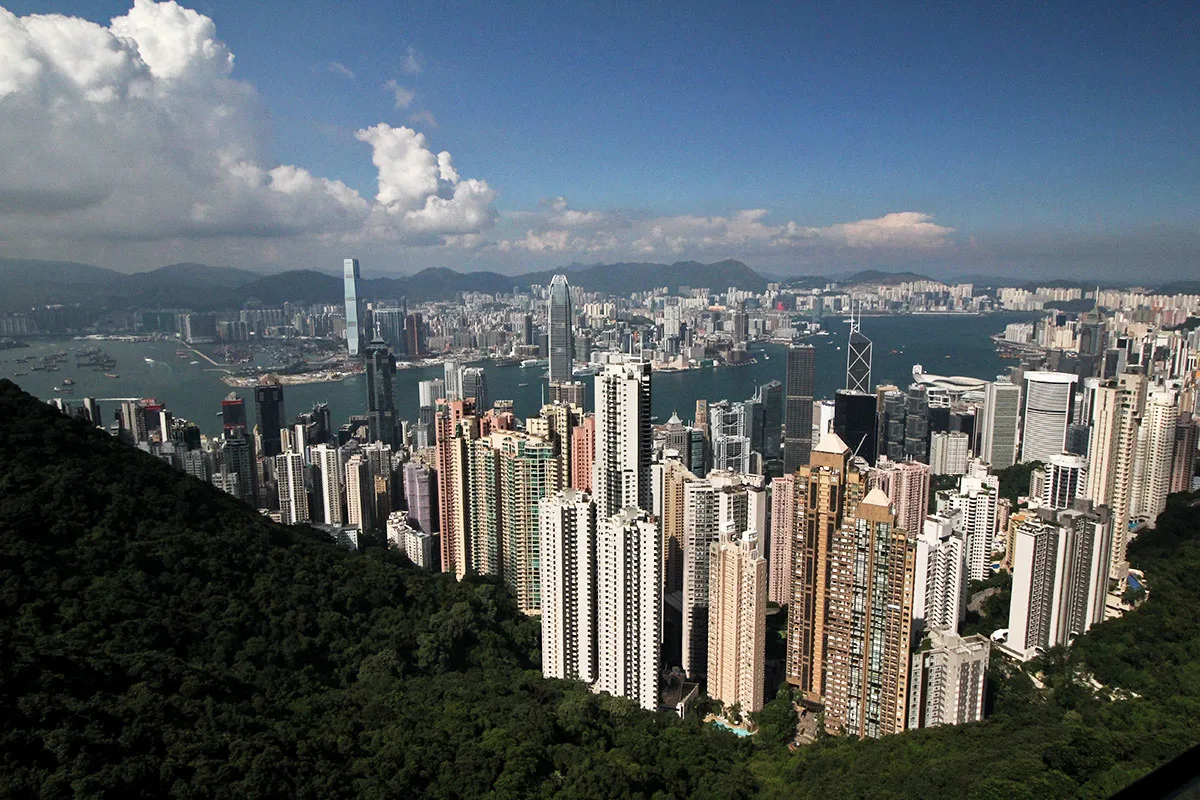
[{"xmin": 336, "ymin": 262, "xmax": 1196, "ymax": 739}]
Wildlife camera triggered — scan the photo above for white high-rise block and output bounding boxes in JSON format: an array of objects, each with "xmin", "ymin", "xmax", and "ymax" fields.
[{"xmin": 596, "ymin": 507, "xmax": 661, "ymax": 711}]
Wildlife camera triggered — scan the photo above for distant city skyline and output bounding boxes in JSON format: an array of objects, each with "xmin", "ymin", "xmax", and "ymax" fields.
[{"xmin": 0, "ymin": 1, "xmax": 1197, "ymax": 279}]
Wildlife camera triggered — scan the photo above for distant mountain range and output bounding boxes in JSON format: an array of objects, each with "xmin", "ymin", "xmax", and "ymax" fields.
[
  {"xmin": 0, "ymin": 257, "xmax": 769, "ymax": 312},
  {"xmin": 1, "ymin": 256, "xmax": 1192, "ymax": 314}
]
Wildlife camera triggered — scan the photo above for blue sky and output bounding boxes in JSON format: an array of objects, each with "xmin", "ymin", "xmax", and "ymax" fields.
[{"xmin": 1, "ymin": 0, "xmax": 1197, "ymax": 279}]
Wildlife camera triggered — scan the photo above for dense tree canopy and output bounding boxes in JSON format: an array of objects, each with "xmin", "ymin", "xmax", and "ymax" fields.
[{"xmin": 1, "ymin": 379, "xmax": 1198, "ymax": 797}]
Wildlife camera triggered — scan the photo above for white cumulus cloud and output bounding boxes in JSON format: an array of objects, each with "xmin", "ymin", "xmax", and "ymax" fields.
[{"xmin": 0, "ymin": 0, "xmax": 495, "ymax": 250}]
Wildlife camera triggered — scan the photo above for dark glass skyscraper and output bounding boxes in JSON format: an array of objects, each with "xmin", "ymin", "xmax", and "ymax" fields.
[
  {"xmin": 365, "ymin": 337, "xmax": 398, "ymax": 447},
  {"xmin": 783, "ymin": 344, "xmax": 815, "ymax": 472},
  {"xmin": 833, "ymin": 389, "xmax": 877, "ymax": 465},
  {"xmin": 757, "ymin": 380, "xmax": 783, "ymax": 459},
  {"xmin": 254, "ymin": 382, "xmax": 286, "ymax": 458},
  {"xmin": 221, "ymin": 392, "xmax": 247, "ymax": 439},
  {"xmin": 462, "ymin": 367, "xmax": 489, "ymax": 413},
  {"xmin": 547, "ymin": 274, "xmax": 574, "ymax": 383}
]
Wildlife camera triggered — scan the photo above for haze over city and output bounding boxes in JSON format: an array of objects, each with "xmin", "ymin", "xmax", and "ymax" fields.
[{"xmin": 1, "ymin": 0, "xmax": 1197, "ymax": 280}]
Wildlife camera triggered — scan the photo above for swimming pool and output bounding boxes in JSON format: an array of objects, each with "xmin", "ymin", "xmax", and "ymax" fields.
[{"xmin": 710, "ymin": 718, "xmax": 753, "ymax": 738}]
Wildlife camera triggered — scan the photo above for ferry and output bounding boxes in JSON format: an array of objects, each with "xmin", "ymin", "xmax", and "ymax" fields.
[
  {"xmin": 105, "ymin": 373, "xmax": 119, "ymax": 379},
  {"xmin": 520, "ymin": 358, "xmax": 548, "ymax": 368},
  {"xmin": 518, "ymin": 382, "xmax": 529, "ymax": 387},
  {"xmin": 53, "ymin": 385, "xmax": 73, "ymax": 394}
]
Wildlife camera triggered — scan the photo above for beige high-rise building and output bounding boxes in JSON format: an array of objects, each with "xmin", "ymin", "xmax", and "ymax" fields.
[
  {"xmin": 1131, "ymin": 390, "xmax": 1178, "ymax": 527},
  {"xmin": 785, "ymin": 432, "xmax": 868, "ymax": 703},
  {"xmin": 652, "ymin": 456, "xmax": 697, "ymax": 595},
  {"xmin": 821, "ymin": 487, "xmax": 915, "ymax": 738},
  {"xmin": 345, "ymin": 454, "xmax": 373, "ymax": 530},
  {"xmin": 1085, "ymin": 374, "xmax": 1143, "ymax": 578},
  {"xmin": 707, "ymin": 532, "xmax": 767, "ymax": 714}
]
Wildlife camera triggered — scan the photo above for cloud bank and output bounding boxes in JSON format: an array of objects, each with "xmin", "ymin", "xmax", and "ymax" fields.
[
  {"xmin": 0, "ymin": 0, "xmax": 964, "ymax": 273},
  {"xmin": 0, "ymin": 0, "xmax": 495, "ymax": 248}
]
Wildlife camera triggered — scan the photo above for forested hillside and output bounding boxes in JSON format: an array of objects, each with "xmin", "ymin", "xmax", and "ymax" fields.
[{"xmin": 1, "ymin": 378, "xmax": 1199, "ymax": 798}]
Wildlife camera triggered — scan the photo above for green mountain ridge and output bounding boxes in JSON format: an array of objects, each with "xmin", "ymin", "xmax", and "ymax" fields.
[{"xmin": 3, "ymin": 378, "xmax": 1200, "ymax": 797}]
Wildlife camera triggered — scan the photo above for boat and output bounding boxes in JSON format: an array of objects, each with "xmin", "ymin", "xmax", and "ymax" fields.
[
  {"xmin": 144, "ymin": 357, "xmax": 155, "ymax": 364},
  {"xmin": 14, "ymin": 371, "xmax": 26, "ymax": 376},
  {"xmin": 53, "ymin": 385, "xmax": 73, "ymax": 393},
  {"xmin": 520, "ymin": 358, "xmax": 548, "ymax": 368},
  {"xmin": 105, "ymin": 373, "xmax": 119, "ymax": 379},
  {"xmin": 190, "ymin": 360, "xmax": 200, "ymax": 365},
  {"xmin": 62, "ymin": 378, "xmax": 75, "ymax": 386},
  {"xmin": 518, "ymin": 382, "xmax": 529, "ymax": 387}
]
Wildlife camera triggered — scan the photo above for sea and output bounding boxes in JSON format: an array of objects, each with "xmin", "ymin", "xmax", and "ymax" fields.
[{"xmin": 3, "ymin": 312, "xmax": 1042, "ymax": 438}]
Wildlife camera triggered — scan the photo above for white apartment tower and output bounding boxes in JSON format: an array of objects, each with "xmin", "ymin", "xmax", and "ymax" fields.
[
  {"xmin": 312, "ymin": 443, "xmax": 344, "ymax": 525},
  {"xmin": 275, "ymin": 450, "xmax": 309, "ymax": 525},
  {"xmin": 593, "ymin": 361, "xmax": 652, "ymax": 518},
  {"xmin": 1002, "ymin": 502, "xmax": 1113, "ymax": 661},
  {"xmin": 913, "ymin": 512, "xmax": 968, "ymax": 634},
  {"xmin": 595, "ymin": 507, "xmax": 661, "ymax": 711},
  {"xmin": 907, "ymin": 629, "xmax": 989, "ymax": 729},
  {"xmin": 539, "ymin": 490, "xmax": 599, "ymax": 684}
]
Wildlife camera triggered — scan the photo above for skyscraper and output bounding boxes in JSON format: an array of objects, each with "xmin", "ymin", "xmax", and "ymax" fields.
[
  {"xmin": 869, "ymin": 457, "xmax": 930, "ymax": 542},
  {"xmin": 365, "ymin": 337, "xmax": 398, "ymax": 447},
  {"xmin": 221, "ymin": 392, "xmax": 247, "ymax": 439},
  {"xmin": 345, "ymin": 454, "xmax": 373, "ymax": 530},
  {"xmin": 435, "ymin": 399, "xmax": 477, "ymax": 578},
  {"xmin": 1085, "ymin": 373, "xmax": 1143, "ymax": 577},
  {"xmin": 540, "ymin": 489, "xmax": 598, "ymax": 684},
  {"xmin": 783, "ymin": 344, "xmax": 815, "ymax": 472},
  {"xmin": 786, "ymin": 432, "xmax": 866, "ymax": 697},
  {"xmin": 681, "ymin": 471, "xmax": 766, "ymax": 679},
  {"xmin": 596, "ymin": 507, "xmax": 661, "ymax": 711},
  {"xmin": 312, "ymin": 443, "xmax": 344, "ymax": 525},
  {"xmin": 768, "ymin": 474, "xmax": 796, "ymax": 607},
  {"xmin": 1043, "ymin": 452, "xmax": 1088, "ymax": 510},
  {"xmin": 707, "ymin": 532, "xmax": 767, "ymax": 714},
  {"xmin": 403, "ymin": 460, "xmax": 437, "ymax": 534},
  {"xmin": 914, "ymin": 512, "xmax": 968, "ymax": 634},
  {"xmin": 548, "ymin": 274, "xmax": 574, "ymax": 384},
  {"xmin": 443, "ymin": 360, "xmax": 463, "ymax": 402},
  {"xmin": 980, "ymin": 378, "xmax": 1021, "ymax": 469},
  {"xmin": 593, "ymin": 360, "xmax": 652, "ymax": 518},
  {"xmin": 846, "ymin": 306, "xmax": 872, "ymax": 394},
  {"xmin": 823, "ymin": 487, "xmax": 915, "ymax": 738},
  {"xmin": 462, "ymin": 367, "xmax": 489, "ymax": 413},
  {"xmin": 833, "ymin": 389, "xmax": 877, "ymax": 465},
  {"xmin": 343, "ymin": 258, "xmax": 363, "ymax": 357},
  {"xmin": 757, "ymin": 380, "xmax": 784, "ymax": 460},
  {"xmin": 1131, "ymin": 390, "xmax": 1178, "ymax": 526},
  {"xmin": 1021, "ymin": 371, "xmax": 1078, "ymax": 463},
  {"xmin": 1002, "ymin": 502, "xmax": 1112, "ymax": 661},
  {"xmin": 275, "ymin": 449, "xmax": 309, "ymax": 525},
  {"xmin": 254, "ymin": 381, "xmax": 286, "ymax": 458}
]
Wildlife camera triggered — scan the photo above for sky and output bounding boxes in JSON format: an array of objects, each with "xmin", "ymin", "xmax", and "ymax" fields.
[{"xmin": 0, "ymin": 0, "xmax": 1197, "ymax": 280}]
